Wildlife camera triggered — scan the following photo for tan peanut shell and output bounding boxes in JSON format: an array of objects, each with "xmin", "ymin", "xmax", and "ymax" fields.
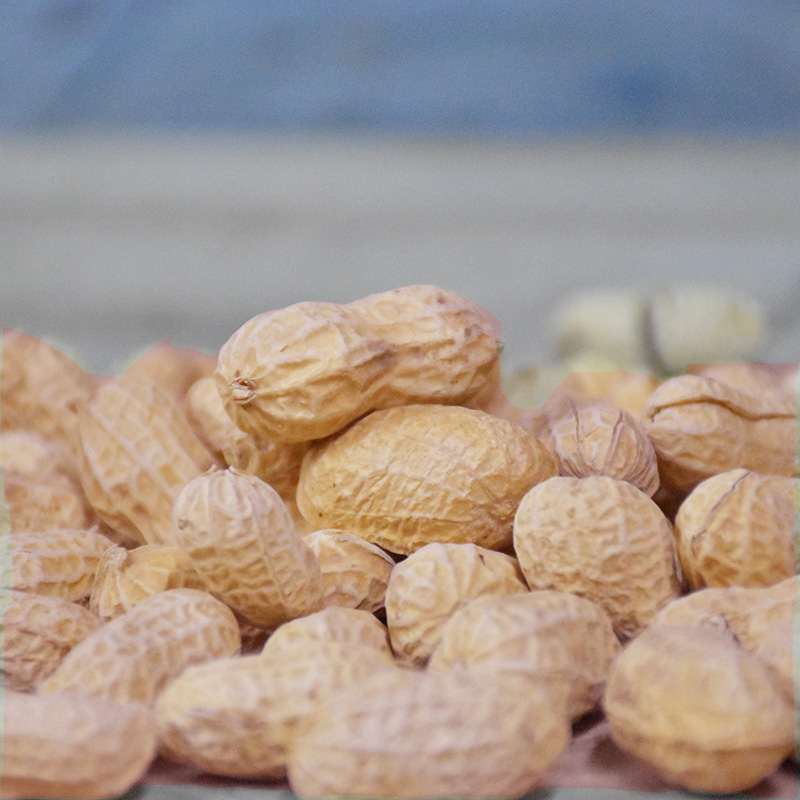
[
  {"xmin": 674, "ymin": 469, "xmax": 796, "ymax": 589},
  {"xmin": 89, "ymin": 543, "xmax": 206, "ymax": 621},
  {"xmin": 603, "ymin": 624, "xmax": 794, "ymax": 793},
  {"xmin": 215, "ymin": 284, "xmax": 502, "ymax": 443},
  {"xmin": 297, "ymin": 403, "xmax": 557, "ymax": 555},
  {"xmin": 172, "ymin": 466, "xmax": 323, "ymax": 628},
  {"xmin": 384, "ymin": 541, "xmax": 528, "ymax": 666},
  {"xmin": 428, "ymin": 590, "xmax": 621, "ymax": 720},
  {"xmin": 1, "ymin": 689, "xmax": 158, "ymax": 800},
  {"xmin": 77, "ymin": 377, "xmax": 217, "ymax": 546},
  {"xmin": 38, "ymin": 588, "xmax": 241, "ymax": 704},
  {"xmin": 156, "ymin": 644, "xmax": 399, "ymax": 779},
  {"xmin": 286, "ymin": 667, "xmax": 571, "ymax": 799},
  {"xmin": 304, "ymin": 529, "xmax": 395, "ymax": 613},
  {"xmin": 6, "ymin": 472, "xmax": 97, "ymax": 533},
  {"xmin": 6, "ymin": 528, "xmax": 116, "ymax": 602},
  {"xmin": 538, "ymin": 395, "xmax": 659, "ymax": 495},
  {"xmin": 1, "ymin": 590, "xmax": 100, "ymax": 691},
  {"xmin": 513, "ymin": 476, "xmax": 682, "ymax": 639},
  {"xmin": 1, "ymin": 429, "xmax": 77, "ymax": 483},
  {"xmin": 643, "ymin": 373, "xmax": 794, "ymax": 494}
]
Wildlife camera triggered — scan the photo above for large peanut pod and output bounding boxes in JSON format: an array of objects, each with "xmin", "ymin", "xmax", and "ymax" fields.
[
  {"xmin": 642, "ymin": 374, "xmax": 794, "ymax": 495},
  {"xmin": 172, "ymin": 466, "xmax": 323, "ymax": 628},
  {"xmin": 215, "ymin": 285, "xmax": 501, "ymax": 443},
  {"xmin": 77, "ymin": 377, "xmax": 218, "ymax": 546},
  {"xmin": 38, "ymin": 588, "xmax": 241, "ymax": 704},
  {"xmin": 286, "ymin": 667, "xmax": 570, "ymax": 799},
  {"xmin": 297, "ymin": 404, "xmax": 557, "ymax": 555},
  {"xmin": 1, "ymin": 690, "xmax": 158, "ymax": 800}
]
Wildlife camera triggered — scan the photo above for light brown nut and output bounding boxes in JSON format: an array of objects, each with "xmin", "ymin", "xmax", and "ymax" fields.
[
  {"xmin": 1, "ymin": 327, "xmax": 97, "ymax": 463},
  {"xmin": 686, "ymin": 362, "xmax": 797, "ymax": 398},
  {"xmin": 262, "ymin": 606, "xmax": 394, "ymax": 658},
  {"xmin": 156, "ymin": 644, "xmax": 401, "ymax": 779},
  {"xmin": 1, "ymin": 590, "xmax": 101, "ymax": 691},
  {"xmin": 6, "ymin": 472, "xmax": 97, "ymax": 533},
  {"xmin": 642, "ymin": 374, "xmax": 794, "ymax": 495},
  {"xmin": 1, "ymin": 689, "xmax": 158, "ymax": 800},
  {"xmin": 38, "ymin": 588, "xmax": 241, "ymax": 704},
  {"xmin": 538, "ymin": 395, "xmax": 659, "ymax": 495},
  {"xmin": 77, "ymin": 377, "xmax": 218, "ymax": 546},
  {"xmin": 172, "ymin": 466, "xmax": 323, "ymax": 629},
  {"xmin": 428, "ymin": 590, "xmax": 621, "ymax": 721},
  {"xmin": 5, "ymin": 528, "xmax": 116, "ymax": 602},
  {"xmin": 383, "ymin": 542, "xmax": 528, "ymax": 666},
  {"xmin": 286, "ymin": 666, "xmax": 571, "ymax": 799},
  {"xmin": 674, "ymin": 469, "xmax": 796, "ymax": 589},
  {"xmin": 303, "ymin": 529, "xmax": 395, "ymax": 613},
  {"xmin": 297, "ymin": 403, "xmax": 557, "ymax": 555},
  {"xmin": 89, "ymin": 543, "xmax": 206, "ymax": 621},
  {"xmin": 603, "ymin": 624, "xmax": 794, "ymax": 793},
  {"xmin": 184, "ymin": 373, "xmax": 232, "ymax": 460},
  {"xmin": 215, "ymin": 284, "xmax": 502, "ymax": 443},
  {"xmin": 1, "ymin": 429, "xmax": 77, "ymax": 483},
  {"xmin": 513, "ymin": 476, "xmax": 682, "ymax": 639}
]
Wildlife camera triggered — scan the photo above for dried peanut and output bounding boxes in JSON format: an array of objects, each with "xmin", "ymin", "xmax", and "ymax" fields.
[
  {"xmin": 1, "ymin": 429, "xmax": 77, "ymax": 483},
  {"xmin": 1, "ymin": 589, "xmax": 100, "ymax": 691},
  {"xmin": 172, "ymin": 466, "xmax": 323, "ymax": 628},
  {"xmin": 286, "ymin": 666, "xmax": 570, "ymax": 799},
  {"xmin": 5, "ymin": 472, "xmax": 98, "ymax": 533},
  {"xmin": 686, "ymin": 361, "xmax": 797, "ymax": 398},
  {"xmin": 1, "ymin": 689, "xmax": 158, "ymax": 800},
  {"xmin": 674, "ymin": 469, "xmax": 797, "ymax": 589},
  {"xmin": 642, "ymin": 373, "xmax": 794, "ymax": 495},
  {"xmin": 4, "ymin": 527, "xmax": 115, "ymax": 602},
  {"xmin": 215, "ymin": 284, "xmax": 501, "ymax": 443},
  {"xmin": 297, "ymin": 403, "xmax": 557, "ymax": 555},
  {"xmin": 38, "ymin": 587, "xmax": 241, "ymax": 704},
  {"xmin": 428, "ymin": 590, "xmax": 621, "ymax": 721},
  {"xmin": 77, "ymin": 376, "xmax": 217, "ymax": 546},
  {"xmin": 89, "ymin": 543, "xmax": 206, "ymax": 621},
  {"xmin": 303, "ymin": 529, "xmax": 395, "ymax": 613},
  {"xmin": 603, "ymin": 624, "xmax": 794, "ymax": 793},
  {"xmin": 513, "ymin": 475, "xmax": 682, "ymax": 639},
  {"xmin": 384, "ymin": 541, "xmax": 528, "ymax": 666}
]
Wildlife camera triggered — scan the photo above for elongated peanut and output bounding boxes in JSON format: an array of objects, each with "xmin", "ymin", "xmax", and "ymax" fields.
[
  {"xmin": 172, "ymin": 466, "xmax": 323, "ymax": 628},
  {"xmin": 38, "ymin": 588, "xmax": 241, "ymax": 704},
  {"xmin": 1, "ymin": 689, "xmax": 158, "ymax": 800},
  {"xmin": 77, "ymin": 377, "xmax": 217, "ymax": 546},
  {"xmin": 297, "ymin": 403, "xmax": 557, "ymax": 555},
  {"xmin": 603, "ymin": 624, "xmax": 794, "ymax": 793},
  {"xmin": 216, "ymin": 284, "xmax": 501, "ymax": 443},
  {"xmin": 674, "ymin": 469, "xmax": 796, "ymax": 589},
  {"xmin": 2, "ymin": 590, "xmax": 100, "ymax": 691},
  {"xmin": 428, "ymin": 590, "xmax": 620, "ymax": 720},
  {"xmin": 6, "ymin": 472, "xmax": 98, "ymax": 533},
  {"xmin": 513, "ymin": 475, "xmax": 682, "ymax": 639},
  {"xmin": 286, "ymin": 667, "xmax": 570, "ymax": 799},
  {"xmin": 384, "ymin": 541, "xmax": 528, "ymax": 666}
]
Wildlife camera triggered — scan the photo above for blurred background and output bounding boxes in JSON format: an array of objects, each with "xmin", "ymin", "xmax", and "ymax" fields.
[{"xmin": 1, "ymin": 1, "xmax": 799, "ymax": 377}]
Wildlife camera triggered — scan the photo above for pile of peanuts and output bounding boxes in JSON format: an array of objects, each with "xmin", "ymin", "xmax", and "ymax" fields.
[{"xmin": 0, "ymin": 284, "xmax": 797, "ymax": 799}]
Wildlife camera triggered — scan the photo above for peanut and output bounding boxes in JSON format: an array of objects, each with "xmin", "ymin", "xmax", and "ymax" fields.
[
  {"xmin": 5, "ymin": 472, "xmax": 98, "ymax": 533},
  {"xmin": 215, "ymin": 284, "xmax": 502, "ymax": 443},
  {"xmin": 1, "ymin": 689, "xmax": 158, "ymax": 800},
  {"xmin": 297, "ymin": 403, "xmax": 557, "ymax": 555},
  {"xmin": 513, "ymin": 475, "xmax": 682, "ymax": 639}
]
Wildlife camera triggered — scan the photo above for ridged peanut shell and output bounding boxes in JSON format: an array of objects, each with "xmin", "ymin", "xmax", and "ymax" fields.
[
  {"xmin": 643, "ymin": 374, "xmax": 794, "ymax": 494},
  {"xmin": 384, "ymin": 541, "xmax": 528, "ymax": 666},
  {"xmin": 38, "ymin": 588, "xmax": 241, "ymax": 704},
  {"xmin": 304, "ymin": 529, "xmax": 395, "ymax": 613},
  {"xmin": 1, "ymin": 689, "xmax": 158, "ymax": 800},
  {"xmin": 286, "ymin": 667, "xmax": 570, "ymax": 799},
  {"xmin": 297, "ymin": 403, "xmax": 557, "ymax": 555},
  {"xmin": 215, "ymin": 284, "xmax": 501, "ymax": 443},
  {"xmin": 603, "ymin": 624, "xmax": 794, "ymax": 793},
  {"xmin": 428, "ymin": 590, "xmax": 621, "ymax": 720},
  {"xmin": 513, "ymin": 476, "xmax": 682, "ymax": 639},
  {"xmin": 674, "ymin": 469, "xmax": 796, "ymax": 589},
  {"xmin": 172, "ymin": 466, "xmax": 323, "ymax": 628},
  {"xmin": 77, "ymin": 377, "xmax": 217, "ymax": 546},
  {"xmin": 1, "ymin": 590, "xmax": 101, "ymax": 691},
  {"xmin": 6, "ymin": 472, "xmax": 97, "ymax": 533}
]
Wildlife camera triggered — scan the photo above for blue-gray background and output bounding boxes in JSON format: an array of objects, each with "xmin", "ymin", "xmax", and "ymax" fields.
[{"xmin": 2, "ymin": 1, "xmax": 799, "ymax": 138}]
